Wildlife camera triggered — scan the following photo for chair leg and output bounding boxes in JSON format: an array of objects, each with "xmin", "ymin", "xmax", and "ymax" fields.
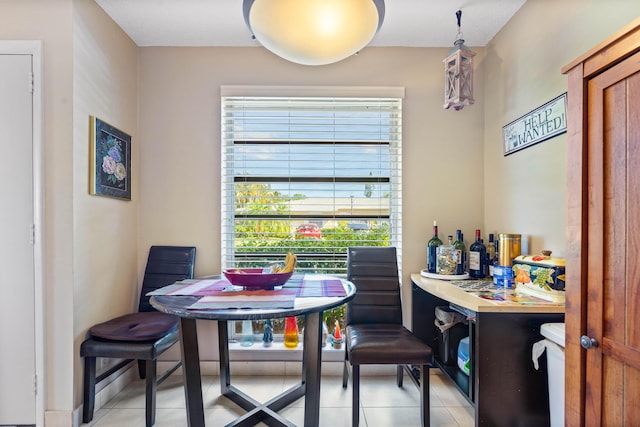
[
  {"xmin": 420, "ymin": 364, "xmax": 430, "ymax": 427},
  {"xmin": 397, "ymin": 364, "xmax": 404, "ymax": 387},
  {"xmin": 138, "ymin": 359, "xmax": 146, "ymax": 379},
  {"xmin": 82, "ymin": 356, "xmax": 97, "ymax": 423},
  {"xmin": 145, "ymin": 359, "xmax": 157, "ymax": 427},
  {"xmin": 342, "ymin": 353, "xmax": 349, "ymax": 388},
  {"xmin": 352, "ymin": 365, "xmax": 360, "ymax": 427}
]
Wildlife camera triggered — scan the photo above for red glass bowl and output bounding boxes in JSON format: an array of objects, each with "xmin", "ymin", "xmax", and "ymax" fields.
[{"xmin": 223, "ymin": 268, "xmax": 293, "ymax": 289}]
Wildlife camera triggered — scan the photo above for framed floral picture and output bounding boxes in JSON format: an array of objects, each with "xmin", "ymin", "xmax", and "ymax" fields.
[{"xmin": 89, "ymin": 116, "xmax": 132, "ymax": 200}]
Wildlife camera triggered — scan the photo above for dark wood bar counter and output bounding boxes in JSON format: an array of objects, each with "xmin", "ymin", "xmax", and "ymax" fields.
[{"xmin": 411, "ymin": 273, "xmax": 564, "ymax": 427}]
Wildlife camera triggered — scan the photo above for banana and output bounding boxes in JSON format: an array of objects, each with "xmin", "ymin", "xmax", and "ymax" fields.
[
  {"xmin": 271, "ymin": 252, "xmax": 296, "ymax": 273},
  {"xmin": 283, "ymin": 253, "xmax": 291, "ymax": 272},
  {"xmin": 283, "ymin": 252, "xmax": 297, "ymax": 273}
]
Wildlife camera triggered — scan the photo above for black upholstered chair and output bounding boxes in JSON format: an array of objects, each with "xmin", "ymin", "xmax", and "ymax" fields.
[
  {"xmin": 342, "ymin": 246, "xmax": 433, "ymax": 427},
  {"xmin": 80, "ymin": 246, "xmax": 196, "ymax": 427}
]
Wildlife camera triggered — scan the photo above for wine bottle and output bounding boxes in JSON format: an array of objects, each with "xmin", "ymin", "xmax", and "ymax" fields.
[
  {"xmin": 487, "ymin": 233, "xmax": 496, "ymax": 277},
  {"xmin": 453, "ymin": 229, "xmax": 466, "ymax": 275},
  {"xmin": 469, "ymin": 229, "xmax": 487, "ymax": 278},
  {"xmin": 427, "ymin": 221, "xmax": 443, "ymax": 273}
]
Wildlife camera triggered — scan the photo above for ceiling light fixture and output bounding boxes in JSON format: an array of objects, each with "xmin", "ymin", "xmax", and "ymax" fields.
[
  {"xmin": 243, "ymin": 0, "xmax": 385, "ymax": 66},
  {"xmin": 443, "ymin": 10, "xmax": 475, "ymax": 110}
]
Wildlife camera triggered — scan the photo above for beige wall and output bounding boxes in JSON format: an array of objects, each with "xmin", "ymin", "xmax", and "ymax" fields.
[
  {"xmin": 483, "ymin": 0, "xmax": 640, "ymax": 257},
  {"xmin": 72, "ymin": 0, "xmax": 138, "ymax": 409},
  {"xmin": 137, "ymin": 46, "xmax": 487, "ymax": 346}
]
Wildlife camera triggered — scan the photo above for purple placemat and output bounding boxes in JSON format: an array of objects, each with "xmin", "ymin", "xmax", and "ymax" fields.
[
  {"xmin": 283, "ymin": 275, "xmax": 347, "ymax": 297},
  {"xmin": 166, "ymin": 278, "xmax": 229, "ymax": 295}
]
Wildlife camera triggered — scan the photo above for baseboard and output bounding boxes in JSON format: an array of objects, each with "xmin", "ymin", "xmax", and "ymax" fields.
[{"xmin": 44, "ymin": 410, "xmax": 72, "ymax": 427}]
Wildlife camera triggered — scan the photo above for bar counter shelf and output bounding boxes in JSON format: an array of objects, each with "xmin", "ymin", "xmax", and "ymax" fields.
[{"xmin": 410, "ymin": 273, "xmax": 564, "ymax": 427}]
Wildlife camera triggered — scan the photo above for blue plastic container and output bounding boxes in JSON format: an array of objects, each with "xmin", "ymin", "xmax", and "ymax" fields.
[{"xmin": 457, "ymin": 336, "xmax": 470, "ymax": 376}]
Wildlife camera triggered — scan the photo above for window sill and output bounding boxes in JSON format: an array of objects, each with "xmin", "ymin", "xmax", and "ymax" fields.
[{"xmin": 228, "ymin": 341, "xmax": 345, "ymax": 362}]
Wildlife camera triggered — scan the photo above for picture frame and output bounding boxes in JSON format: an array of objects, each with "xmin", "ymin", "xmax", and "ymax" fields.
[
  {"xmin": 89, "ymin": 116, "xmax": 132, "ymax": 200},
  {"xmin": 502, "ymin": 93, "xmax": 567, "ymax": 156}
]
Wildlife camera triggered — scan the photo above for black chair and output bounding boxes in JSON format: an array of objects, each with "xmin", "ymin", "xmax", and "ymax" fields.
[
  {"xmin": 80, "ymin": 246, "xmax": 196, "ymax": 427},
  {"xmin": 342, "ymin": 246, "xmax": 433, "ymax": 427}
]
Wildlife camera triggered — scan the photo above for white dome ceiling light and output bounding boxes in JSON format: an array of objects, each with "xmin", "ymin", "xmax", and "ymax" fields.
[{"xmin": 243, "ymin": 0, "xmax": 385, "ymax": 66}]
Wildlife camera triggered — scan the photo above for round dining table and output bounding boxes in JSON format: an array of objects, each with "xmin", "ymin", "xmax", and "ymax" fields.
[{"xmin": 150, "ymin": 275, "xmax": 356, "ymax": 427}]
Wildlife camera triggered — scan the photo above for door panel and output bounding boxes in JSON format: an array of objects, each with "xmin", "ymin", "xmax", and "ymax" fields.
[
  {"xmin": 0, "ymin": 54, "xmax": 36, "ymax": 424},
  {"xmin": 586, "ymin": 52, "xmax": 640, "ymax": 426}
]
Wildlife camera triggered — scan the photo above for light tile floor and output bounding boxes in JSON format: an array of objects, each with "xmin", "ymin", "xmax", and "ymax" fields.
[{"xmin": 84, "ymin": 370, "xmax": 474, "ymax": 427}]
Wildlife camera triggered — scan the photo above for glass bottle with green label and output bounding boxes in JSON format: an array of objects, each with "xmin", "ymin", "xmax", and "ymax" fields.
[
  {"xmin": 453, "ymin": 229, "xmax": 466, "ymax": 275},
  {"xmin": 427, "ymin": 221, "xmax": 443, "ymax": 273}
]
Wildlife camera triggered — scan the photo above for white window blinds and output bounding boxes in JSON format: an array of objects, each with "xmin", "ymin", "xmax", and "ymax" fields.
[{"xmin": 221, "ymin": 91, "xmax": 402, "ymax": 275}]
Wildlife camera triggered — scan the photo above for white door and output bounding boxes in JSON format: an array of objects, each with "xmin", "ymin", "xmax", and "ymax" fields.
[{"xmin": 0, "ymin": 53, "xmax": 37, "ymax": 425}]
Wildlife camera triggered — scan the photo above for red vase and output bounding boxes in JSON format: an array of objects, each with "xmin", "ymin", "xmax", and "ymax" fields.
[{"xmin": 284, "ymin": 317, "xmax": 299, "ymax": 348}]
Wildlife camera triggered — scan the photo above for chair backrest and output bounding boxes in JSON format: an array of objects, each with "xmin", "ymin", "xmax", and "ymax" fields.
[
  {"xmin": 346, "ymin": 246, "xmax": 402, "ymax": 326},
  {"xmin": 138, "ymin": 245, "xmax": 196, "ymax": 312}
]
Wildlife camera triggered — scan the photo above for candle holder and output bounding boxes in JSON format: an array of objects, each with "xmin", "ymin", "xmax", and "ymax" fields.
[{"xmin": 331, "ymin": 320, "xmax": 344, "ymax": 349}]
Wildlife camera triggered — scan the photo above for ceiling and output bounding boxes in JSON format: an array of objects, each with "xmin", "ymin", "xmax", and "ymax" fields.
[{"xmin": 95, "ymin": 0, "xmax": 527, "ymax": 48}]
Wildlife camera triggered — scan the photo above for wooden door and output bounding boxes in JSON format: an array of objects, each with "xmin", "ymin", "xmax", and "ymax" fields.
[
  {"xmin": 585, "ymin": 51, "xmax": 640, "ymax": 426},
  {"xmin": 563, "ymin": 18, "xmax": 640, "ymax": 427}
]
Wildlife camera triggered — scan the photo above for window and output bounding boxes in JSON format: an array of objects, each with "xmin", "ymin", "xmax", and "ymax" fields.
[{"xmin": 221, "ymin": 87, "xmax": 403, "ymax": 345}]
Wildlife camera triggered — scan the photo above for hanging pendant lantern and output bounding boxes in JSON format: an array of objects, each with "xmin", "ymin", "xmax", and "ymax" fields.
[{"xmin": 443, "ymin": 10, "xmax": 475, "ymax": 111}]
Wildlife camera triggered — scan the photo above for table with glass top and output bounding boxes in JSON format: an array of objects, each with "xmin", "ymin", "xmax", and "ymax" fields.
[{"xmin": 150, "ymin": 275, "xmax": 356, "ymax": 427}]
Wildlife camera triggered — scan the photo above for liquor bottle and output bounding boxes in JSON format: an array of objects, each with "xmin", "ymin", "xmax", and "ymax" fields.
[
  {"xmin": 453, "ymin": 229, "xmax": 466, "ymax": 275},
  {"xmin": 427, "ymin": 221, "xmax": 443, "ymax": 273},
  {"xmin": 487, "ymin": 233, "xmax": 496, "ymax": 277},
  {"xmin": 469, "ymin": 229, "xmax": 487, "ymax": 278}
]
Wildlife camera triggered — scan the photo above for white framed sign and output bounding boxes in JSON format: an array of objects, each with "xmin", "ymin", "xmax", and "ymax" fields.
[{"xmin": 502, "ymin": 93, "xmax": 567, "ymax": 156}]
